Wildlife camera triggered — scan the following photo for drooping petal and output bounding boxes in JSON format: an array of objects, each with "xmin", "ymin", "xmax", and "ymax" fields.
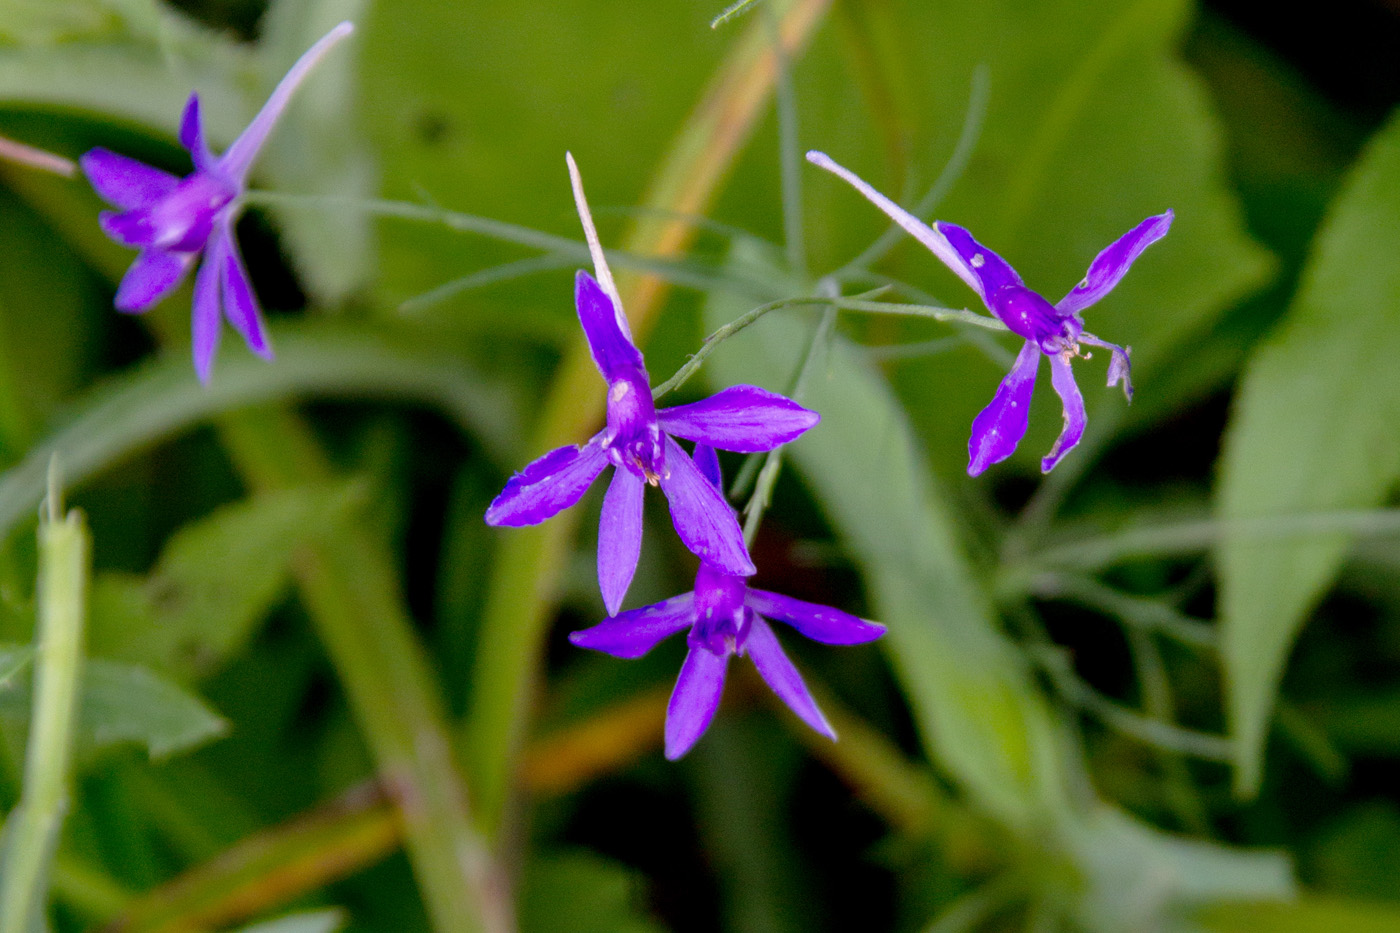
[
  {"xmin": 934, "ymin": 221, "xmax": 1024, "ymax": 300},
  {"xmin": 113, "ymin": 249, "xmax": 193, "ymax": 313},
  {"xmin": 745, "ymin": 618, "xmax": 835, "ymax": 741},
  {"xmin": 576, "ymin": 270, "xmax": 645, "ymax": 384},
  {"xmin": 658, "ymin": 437, "xmax": 755, "ymax": 577},
  {"xmin": 1081, "ymin": 333, "xmax": 1134, "ymax": 400},
  {"xmin": 81, "ymin": 148, "xmax": 179, "ymax": 210},
  {"xmin": 191, "ymin": 237, "xmax": 226, "ymax": 383},
  {"xmin": 218, "ymin": 22, "xmax": 355, "ymax": 184},
  {"xmin": 598, "ymin": 468, "xmax": 645, "ymax": 615},
  {"xmin": 743, "ymin": 589, "xmax": 884, "ymax": 645},
  {"xmin": 179, "ymin": 94, "xmax": 215, "ymax": 172},
  {"xmin": 485, "ymin": 439, "xmax": 609, "ymax": 527},
  {"xmin": 569, "ymin": 592, "xmax": 696, "ymax": 659},
  {"xmin": 665, "ymin": 644, "xmax": 729, "ymax": 759},
  {"xmin": 805, "ymin": 151, "xmax": 985, "ymax": 300},
  {"xmin": 968, "ymin": 340, "xmax": 1041, "ymax": 476},
  {"xmin": 1055, "ymin": 211, "xmax": 1173, "ymax": 317},
  {"xmin": 658, "ymin": 385, "xmax": 819, "ymax": 453},
  {"xmin": 1041, "ymin": 352, "xmax": 1087, "ymax": 473},
  {"xmin": 692, "ymin": 444, "xmax": 723, "ymax": 490},
  {"xmin": 219, "ymin": 225, "xmax": 273, "ymax": 359}
]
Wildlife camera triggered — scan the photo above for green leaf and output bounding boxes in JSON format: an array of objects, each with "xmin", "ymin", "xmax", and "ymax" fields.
[
  {"xmin": 0, "ymin": 646, "xmax": 226, "ymax": 760},
  {"xmin": 1199, "ymin": 898, "xmax": 1400, "ymax": 933},
  {"xmin": 1216, "ymin": 109, "xmax": 1400, "ymax": 796},
  {"xmin": 0, "ymin": 646, "xmax": 32, "ymax": 688},
  {"xmin": 231, "ymin": 910, "xmax": 346, "ymax": 933},
  {"xmin": 88, "ymin": 483, "xmax": 364, "ymax": 681},
  {"xmin": 519, "ymin": 852, "xmax": 664, "ymax": 933}
]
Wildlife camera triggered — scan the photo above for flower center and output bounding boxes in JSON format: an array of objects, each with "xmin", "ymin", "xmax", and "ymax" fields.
[
  {"xmin": 690, "ymin": 563, "xmax": 751, "ymax": 655},
  {"xmin": 602, "ymin": 370, "xmax": 666, "ymax": 483},
  {"xmin": 992, "ymin": 285, "xmax": 1082, "ymax": 354},
  {"xmin": 151, "ymin": 172, "xmax": 238, "ymax": 253}
]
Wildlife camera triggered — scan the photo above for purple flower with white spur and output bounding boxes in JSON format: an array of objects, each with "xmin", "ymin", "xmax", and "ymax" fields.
[
  {"xmin": 570, "ymin": 446, "xmax": 885, "ymax": 759},
  {"xmin": 807, "ymin": 151, "xmax": 1172, "ymax": 475},
  {"xmin": 81, "ymin": 23, "xmax": 354, "ymax": 383},
  {"xmin": 485, "ymin": 155, "xmax": 821, "ymax": 614}
]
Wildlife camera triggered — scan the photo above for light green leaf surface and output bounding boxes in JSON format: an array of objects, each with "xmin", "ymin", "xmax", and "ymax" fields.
[
  {"xmin": 1216, "ymin": 108, "xmax": 1400, "ymax": 796},
  {"xmin": 0, "ymin": 646, "xmax": 226, "ymax": 759}
]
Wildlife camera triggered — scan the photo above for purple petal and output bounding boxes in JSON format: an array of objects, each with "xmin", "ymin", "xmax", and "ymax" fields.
[
  {"xmin": 745, "ymin": 618, "xmax": 834, "ymax": 741},
  {"xmin": 1081, "ymin": 334, "xmax": 1134, "ymax": 400},
  {"xmin": 968, "ymin": 340, "xmax": 1041, "ymax": 476},
  {"xmin": 1040, "ymin": 353, "xmax": 1086, "ymax": 473},
  {"xmin": 569, "ymin": 592, "xmax": 695, "ymax": 659},
  {"xmin": 665, "ymin": 644, "xmax": 729, "ymax": 759},
  {"xmin": 1055, "ymin": 211, "xmax": 1173, "ymax": 317},
  {"xmin": 934, "ymin": 221, "xmax": 1024, "ymax": 301},
  {"xmin": 744, "ymin": 589, "xmax": 884, "ymax": 645},
  {"xmin": 692, "ymin": 444, "xmax": 723, "ymax": 490},
  {"xmin": 805, "ymin": 151, "xmax": 985, "ymax": 300},
  {"xmin": 658, "ymin": 385, "xmax": 819, "ymax": 453},
  {"xmin": 191, "ymin": 239, "xmax": 225, "ymax": 384},
  {"xmin": 179, "ymin": 94, "xmax": 215, "ymax": 171},
  {"xmin": 100, "ymin": 208, "xmax": 160, "ymax": 248},
  {"xmin": 218, "ymin": 22, "xmax": 355, "ymax": 184},
  {"xmin": 598, "ymin": 468, "xmax": 645, "ymax": 615},
  {"xmin": 485, "ymin": 439, "xmax": 609, "ymax": 527},
  {"xmin": 658, "ymin": 437, "xmax": 755, "ymax": 577},
  {"xmin": 219, "ymin": 227, "xmax": 273, "ymax": 359},
  {"xmin": 114, "ymin": 249, "xmax": 193, "ymax": 313},
  {"xmin": 576, "ymin": 270, "xmax": 646, "ymax": 384},
  {"xmin": 81, "ymin": 148, "xmax": 179, "ymax": 210}
]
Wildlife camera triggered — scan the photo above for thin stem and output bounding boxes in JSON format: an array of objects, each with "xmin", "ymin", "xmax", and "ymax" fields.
[
  {"xmin": 399, "ymin": 253, "xmax": 579, "ymax": 314},
  {"xmin": 711, "ymin": 0, "xmax": 767, "ymax": 28},
  {"xmin": 0, "ymin": 467, "xmax": 90, "ymax": 933},
  {"xmin": 1125, "ymin": 628, "xmax": 1210, "ymax": 834},
  {"xmin": 1026, "ymin": 572, "xmax": 1216, "ymax": 649}
]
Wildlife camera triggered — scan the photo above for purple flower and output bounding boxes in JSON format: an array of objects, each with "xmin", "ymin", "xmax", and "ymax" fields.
[
  {"xmin": 569, "ymin": 445, "xmax": 885, "ymax": 758},
  {"xmin": 807, "ymin": 151, "xmax": 1172, "ymax": 475},
  {"xmin": 81, "ymin": 23, "xmax": 354, "ymax": 383}
]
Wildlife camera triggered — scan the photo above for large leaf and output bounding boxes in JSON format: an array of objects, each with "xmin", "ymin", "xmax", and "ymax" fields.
[
  {"xmin": 1216, "ymin": 108, "xmax": 1400, "ymax": 796},
  {"xmin": 0, "ymin": 645, "xmax": 226, "ymax": 760}
]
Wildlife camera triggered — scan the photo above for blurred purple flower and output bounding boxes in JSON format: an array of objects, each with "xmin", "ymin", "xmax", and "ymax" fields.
[
  {"xmin": 81, "ymin": 22, "xmax": 354, "ymax": 383},
  {"xmin": 570, "ymin": 445, "xmax": 884, "ymax": 758},
  {"xmin": 807, "ymin": 151, "xmax": 1172, "ymax": 475}
]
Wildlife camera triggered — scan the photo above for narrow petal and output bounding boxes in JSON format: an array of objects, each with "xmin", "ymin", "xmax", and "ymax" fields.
[
  {"xmin": 485, "ymin": 439, "xmax": 609, "ymax": 527},
  {"xmin": 1055, "ymin": 211, "xmax": 1173, "ymax": 316},
  {"xmin": 598, "ymin": 468, "xmax": 645, "ymax": 615},
  {"xmin": 968, "ymin": 340, "xmax": 1041, "ymax": 476},
  {"xmin": 744, "ymin": 589, "xmax": 884, "ymax": 645},
  {"xmin": 218, "ymin": 22, "xmax": 355, "ymax": 183},
  {"xmin": 1041, "ymin": 353, "xmax": 1087, "ymax": 473},
  {"xmin": 665, "ymin": 645, "xmax": 729, "ymax": 759},
  {"xmin": 692, "ymin": 444, "xmax": 723, "ymax": 490},
  {"xmin": 81, "ymin": 148, "xmax": 179, "ymax": 210},
  {"xmin": 576, "ymin": 270, "xmax": 646, "ymax": 383},
  {"xmin": 745, "ymin": 618, "xmax": 835, "ymax": 741},
  {"xmin": 114, "ymin": 249, "xmax": 193, "ymax": 313},
  {"xmin": 99, "ymin": 208, "xmax": 160, "ymax": 248},
  {"xmin": 658, "ymin": 437, "xmax": 754, "ymax": 577},
  {"xmin": 191, "ymin": 239, "xmax": 225, "ymax": 384},
  {"xmin": 569, "ymin": 592, "xmax": 696, "ymax": 659},
  {"xmin": 220, "ymin": 226, "xmax": 273, "ymax": 359},
  {"xmin": 805, "ymin": 151, "xmax": 985, "ymax": 300},
  {"xmin": 658, "ymin": 385, "xmax": 819, "ymax": 453},
  {"xmin": 934, "ymin": 221, "xmax": 1024, "ymax": 299},
  {"xmin": 179, "ymin": 94, "xmax": 215, "ymax": 171},
  {"xmin": 566, "ymin": 151, "xmax": 627, "ymax": 336}
]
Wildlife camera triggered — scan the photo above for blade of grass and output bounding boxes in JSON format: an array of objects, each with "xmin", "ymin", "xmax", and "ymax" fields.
[{"xmin": 463, "ymin": 0, "xmax": 835, "ymax": 840}]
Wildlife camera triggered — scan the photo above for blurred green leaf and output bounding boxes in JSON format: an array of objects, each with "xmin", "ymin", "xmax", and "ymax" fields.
[
  {"xmin": 519, "ymin": 852, "xmax": 664, "ymax": 933},
  {"xmin": 1199, "ymin": 898, "xmax": 1400, "ymax": 933},
  {"xmin": 232, "ymin": 909, "xmax": 346, "ymax": 933},
  {"xmin": 1308, "ymin": 802, "xmax": 1400, "ymax": 902},
  {"xmin": 0, "ymin": 646, "xmax": 226, "ymax": 760},
  {"xmin": 88, "ymin": 483, "xmax": 364, "ymax": 681},
  {"xmin": 1216, "ymin": 107, "xmax": 1400, "ymax": 796},
  {"xmin": 0, "ymin": 646, "xmax": 31, "ymax": 687}
]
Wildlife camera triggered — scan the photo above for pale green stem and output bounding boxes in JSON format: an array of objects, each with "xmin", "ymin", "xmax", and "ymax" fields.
[{"xmin": 0, "ymin": 463, "xmax": 90, "ymax": 933}]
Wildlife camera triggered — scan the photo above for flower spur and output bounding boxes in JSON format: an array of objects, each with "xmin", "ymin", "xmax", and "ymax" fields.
[
  {"xmin": 81, "ymin": 22, "xmax": 354, "ymax": 382},
  {"xmin": 807, "ymin": 150, "xmax": 1171, "ymax": 475},
  {"xmin": 569, "ymin": 445, "xmax": 885, "ymax": 758},
  {"xmin": 485, "ymin": 154, "xmax": 820, "ymax": 614}
]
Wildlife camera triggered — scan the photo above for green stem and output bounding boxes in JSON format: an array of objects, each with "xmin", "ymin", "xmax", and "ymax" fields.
[{"xmin": 0, "ymin": 464, "xmax": 90, "ymax": 933}]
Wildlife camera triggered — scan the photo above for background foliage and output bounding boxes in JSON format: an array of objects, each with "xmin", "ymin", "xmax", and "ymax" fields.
[{"xmin": 0, "ymin": 0, "xmax": 1397, "ymax": 930}]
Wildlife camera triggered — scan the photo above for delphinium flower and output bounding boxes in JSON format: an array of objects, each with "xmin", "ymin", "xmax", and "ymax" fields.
[
  {"xmin": 486, "ymin": 154, "xmax": 821, "ymax": 614},
  {"xmin": 806, "ymin": 151, "xmax": 1172, "ymax": 475},
  {"xmin": 81, "ymin": 22, "xmax": 355, "ymax": 383},
  {"xmin": 570, "ymin": 445, "xmax": 885, "ymax": 758}
]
